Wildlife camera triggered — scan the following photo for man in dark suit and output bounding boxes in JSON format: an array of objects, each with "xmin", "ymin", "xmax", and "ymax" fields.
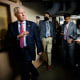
[
  {"xmin": 61, "ymin": 14, "xmax": 77, "ymax": 69},
  {"xmin": 39, "ymin": 12, "xmax": 56, "ymax": 70},
  {"xmin": 6, "ymin": 7, "xmax": 42, "ymax": 80}
]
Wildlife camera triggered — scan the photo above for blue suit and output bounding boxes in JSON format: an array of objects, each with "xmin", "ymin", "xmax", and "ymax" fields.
[
  {"xmin": 61, "ymin": 22, "xmax": 77, "ymax": 67},
  {"xmin": 39, "ymin": 20, "xmax": 56, "ymax": 40},
  {"xmin": 6, "ymin": 20, "xmax": 42, "ymax": 80}
]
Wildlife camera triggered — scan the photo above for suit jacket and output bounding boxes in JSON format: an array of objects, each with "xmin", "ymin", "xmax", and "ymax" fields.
[
  {"xmin": 39, "ymin": 20, "xmax": 56, "ymax": 40},
  {"xmin": 61, "ymin": 21, "xmax": 77, "ymax": 46},
  {"xmin": 6, "ymin": 20, "xmax": 42, "ymax": 60}
]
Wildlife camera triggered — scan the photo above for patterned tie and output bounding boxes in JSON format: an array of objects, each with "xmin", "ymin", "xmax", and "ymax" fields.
[
  {"xmin": 64, "ymin": 24, "xmax": 68, "ymax": 40},
  {"xmin": 20, "ymin": 22, "xmax": 24, "ymax": 48},
  {"xmin": 46, "ymin": 22, "xmax": 49, "ymax": 38}
]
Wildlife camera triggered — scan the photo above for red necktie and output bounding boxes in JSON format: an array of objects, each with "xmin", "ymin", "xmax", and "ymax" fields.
[
  {"xmin": 20, "ymin": 22, "xmax": 24, "ymax": 48},
  {"xmin": 64, "ymin": 24, "xmax": 68, "ymax": 40}
]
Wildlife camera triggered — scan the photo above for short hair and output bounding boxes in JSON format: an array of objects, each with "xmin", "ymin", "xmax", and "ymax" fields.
[
  {"xmin": 36, "ymin": 16, "xmax": 40, "ymax": 19},
  {"xmin": 14, "ymin": 6, "xmax": 21, "ymax": 14},
  {"xmin": 64, "ymin": 13, "xmax": 71, "ymax": 18},
  {"xmin": 44, "ymin": 12, "xmax": 50, "ymax": 16}
]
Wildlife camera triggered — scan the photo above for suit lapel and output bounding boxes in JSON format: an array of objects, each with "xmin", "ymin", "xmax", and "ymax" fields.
[
  {"xmin": 67, "ymin": 22, "xmax": 72, "ymax": 33},
  {"xmin": 14, "ymin": 21, "xmax": 19, "ymax": 35},
  {"xmin": 49, "ymin": 21, "xmax": 51, "ymax": 27},
  {"xmin": 26, "ymin": 20, "xmax": 31, "ymax": 32},
  {"xmin": 64, "ymin": 22, "xmax": 72, "ymax": 32},
  {"xmin": 64, "ymin": 24, "xmax": 66, "ymax": 30},
  {"xmin": 26, "ymin": 20, "xmax": 31, "ymax": 39},
  {"xmin": 43, "ymin": 21, "xmax": 46, "ymax": 33},
  {"xmin": 49, "ymin": 21, "xmax": 52, "ymax": 32}
]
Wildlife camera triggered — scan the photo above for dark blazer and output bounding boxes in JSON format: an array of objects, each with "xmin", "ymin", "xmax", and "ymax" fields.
[
  {"xmin": 39, "ymin": 20, "xmax": 56, "ymax": 40},
  {"xmin": 61, "ymin": 21, "xmax": 77, "ymax": 46},
  {"xmin": 6, "ymin": 20, "xmax": 42, "ymax": 60}
]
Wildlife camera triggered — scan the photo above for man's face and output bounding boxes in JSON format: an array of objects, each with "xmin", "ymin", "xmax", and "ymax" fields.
[
  {"xmin": 15, "ymin": 8, "xmax": 26, "ymax": 22},
  {"xmin": 64, "ymin": 17, "xmax": 70, "ymax": 23},
  {"xmin": 78, "ymin": 24, "xmax": 80, "ymax": 28},
  {"xmin": 36, "ymin": 18, "xmax": 40, "ymax": 22},
  {"xmin": 44, "ymin": 13, "xmax": 50, "ymax": 18}
]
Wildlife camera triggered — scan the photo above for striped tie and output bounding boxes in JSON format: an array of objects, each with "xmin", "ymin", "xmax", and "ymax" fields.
[
  {"xmin": 46, "ymin": 22, "xmax": 49, "ymax": 38},
  {"xmin": 64, "ymin": 24, "xmax": 68, "ymax": 40},
  {"xmin": 20, "ymin": 22, "xmax": 24, "ymax": 48}
]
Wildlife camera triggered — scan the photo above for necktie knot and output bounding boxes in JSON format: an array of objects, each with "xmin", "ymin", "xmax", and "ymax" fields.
[{"xmin": 20, "ymin": 22, "xmax": 23, "ymax": 25}]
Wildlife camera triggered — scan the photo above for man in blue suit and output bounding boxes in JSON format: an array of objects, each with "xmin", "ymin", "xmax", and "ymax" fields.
[
  {"xmin": 39, "ymin": 12, "xmax": 56, "ymax": 70},
  {"xmin": 6, "ymin": 7, "xmax": 42, "ymax": 80},
  {"xmin": 61, "ymin": 14, "xmax": 77, "ymax": 69}
]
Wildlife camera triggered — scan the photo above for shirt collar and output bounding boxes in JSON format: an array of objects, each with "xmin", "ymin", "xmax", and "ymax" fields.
[
  {"xmin": 45, "ymin": 20, "xmax": 49, "ymax": 23},
  {"xmin": 18, "ymin": 21, "xmax": 26, "ymax": 24},
  {"xmin": 66, "ymin": 21, "xmax": 70, "ymax": 25}
]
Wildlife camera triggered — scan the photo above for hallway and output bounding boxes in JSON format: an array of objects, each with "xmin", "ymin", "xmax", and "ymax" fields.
[
  {"xmin": 37, "ymin": 62, "xmax": 80, "ymax": 80},
  {"xmin": 38, "ymin": 64, "xmax": 66, "ymax": 80}
]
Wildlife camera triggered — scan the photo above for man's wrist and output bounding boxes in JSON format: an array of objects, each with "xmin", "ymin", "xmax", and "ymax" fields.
[{"xmin": 17, "ymin": 35, "xmax": 20, "ymax": 40}]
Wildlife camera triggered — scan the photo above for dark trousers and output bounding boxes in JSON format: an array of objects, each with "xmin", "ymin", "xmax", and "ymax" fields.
[
  {"xmin": 20, "ymin": 47, "xmax": 39, "ymax": 80},
  {"xmin": 21, "ymin": 61, "xmax": 39, "ymax": 80},
  {"xmin": 62, "ymin": 40, "xmax": 75, "ymax": 67},
  {"xmin": 9, "ymin": 47, "xmax": 39, "ymax": 80},
  {"xmin": 75, "ymin": 43, "xmax": 80, "ymax": 65}
]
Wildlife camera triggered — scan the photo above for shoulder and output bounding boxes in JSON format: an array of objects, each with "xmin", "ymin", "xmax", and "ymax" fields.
[
  {"xmin": 70, "ymin": 21, "xmax": 76, "ymax": 26},
  {"xmin": 49, "ymin": 21, "xmax": 52, "ymax": 23},
  {"xmin": 8, "ymin": 21, "xmax": 17, "ymax": 26},
  {"xmin": 49, "ymin": 21, "xmax": 55, "ymax": 27},
  {"xmin": 49, "ymin": 21, "xmax": 54, "ymax": 25},
  {"xmin": 26, "ymin": 20, "xmax": 36, "ymax": 26},
  {"xmin": 39, "ymin": 20, "xmax": 45, "ymax": 24},
  {"xmin": 26, "ymin": 20, "xmax": 37, "ymax": 29},
  {"xmin": 70, "ymin": 21, "xmax": 75, "ymax": 25},
  {"xmin": 8, "ymin": 21, "xmax": 18, "ymax": 29}
]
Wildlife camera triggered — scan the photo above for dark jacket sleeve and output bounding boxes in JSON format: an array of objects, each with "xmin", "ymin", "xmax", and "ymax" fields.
[
  {"xmin": 33, "ymin": 23, "xmax": 42, "ymax": 54},
  {"xmin": 73, "ymin": 24, "xmax": 77, "ymax": 40},
  {"xmin": 52, "ymin": 22, "xmax": 56, "ymax": 39},
  {"xmin": 5, "ymin": 24, "xmax": 19, "ymax": 51}
]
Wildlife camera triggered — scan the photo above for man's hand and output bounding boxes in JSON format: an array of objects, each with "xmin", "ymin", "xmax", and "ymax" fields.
[
  {"xmin": 54, "ymin": 39, "xmax": 56, "ymax": 44},
  {"xmin": 38, "ymin": 52, "xmax": 42, "ymax": 56},
  {"xmin": 18, "ymin": 31, "xmax": 29, "ymax": 38},
  {"xmin": 74, "ymin": 39, "xmax": 80, "ymax": 45},
  {"xmin": 60, "ymin": 32, "xmax": 64, "ymax": 35},
  {"xmin": 68, "ymin": 39, "xmax": 73, "ymax": 44}
]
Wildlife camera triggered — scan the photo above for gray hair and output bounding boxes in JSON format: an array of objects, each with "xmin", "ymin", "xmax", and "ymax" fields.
[{"xmin": 14, "ymin": 6, "xmax": 22, "ymax": 14}]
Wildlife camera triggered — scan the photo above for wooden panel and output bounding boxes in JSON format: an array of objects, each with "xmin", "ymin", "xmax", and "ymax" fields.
[
  {"xmin": 0, "ymin": 4, "xmax": 11, "ymax": 50},
  {"xmin": 0, "ymin": 6, "xmax": 8, "ymax": 30}
]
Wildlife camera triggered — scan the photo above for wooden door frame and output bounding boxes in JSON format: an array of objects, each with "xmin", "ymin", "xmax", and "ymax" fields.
[{"xmin": 0, "ymin": 2, "xmax": 11, "ymax": 24}]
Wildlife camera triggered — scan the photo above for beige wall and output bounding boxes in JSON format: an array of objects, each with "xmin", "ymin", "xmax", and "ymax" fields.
[
  {"xmin": 0, "ymin": 0, "xmax": 22, "ymax": 22},
  {"xmin": 22, "ymin": 2, "xmax": 45, "ymax": 22},
  {"xmin": 0, "ymin": 0, "xmax": 22, "ymax": 39}
]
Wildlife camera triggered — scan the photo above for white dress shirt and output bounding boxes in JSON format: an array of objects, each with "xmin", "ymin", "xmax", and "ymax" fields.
[{"xmin": 18, "ymin": 21, "xmax": 27, "ymax": 47}]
